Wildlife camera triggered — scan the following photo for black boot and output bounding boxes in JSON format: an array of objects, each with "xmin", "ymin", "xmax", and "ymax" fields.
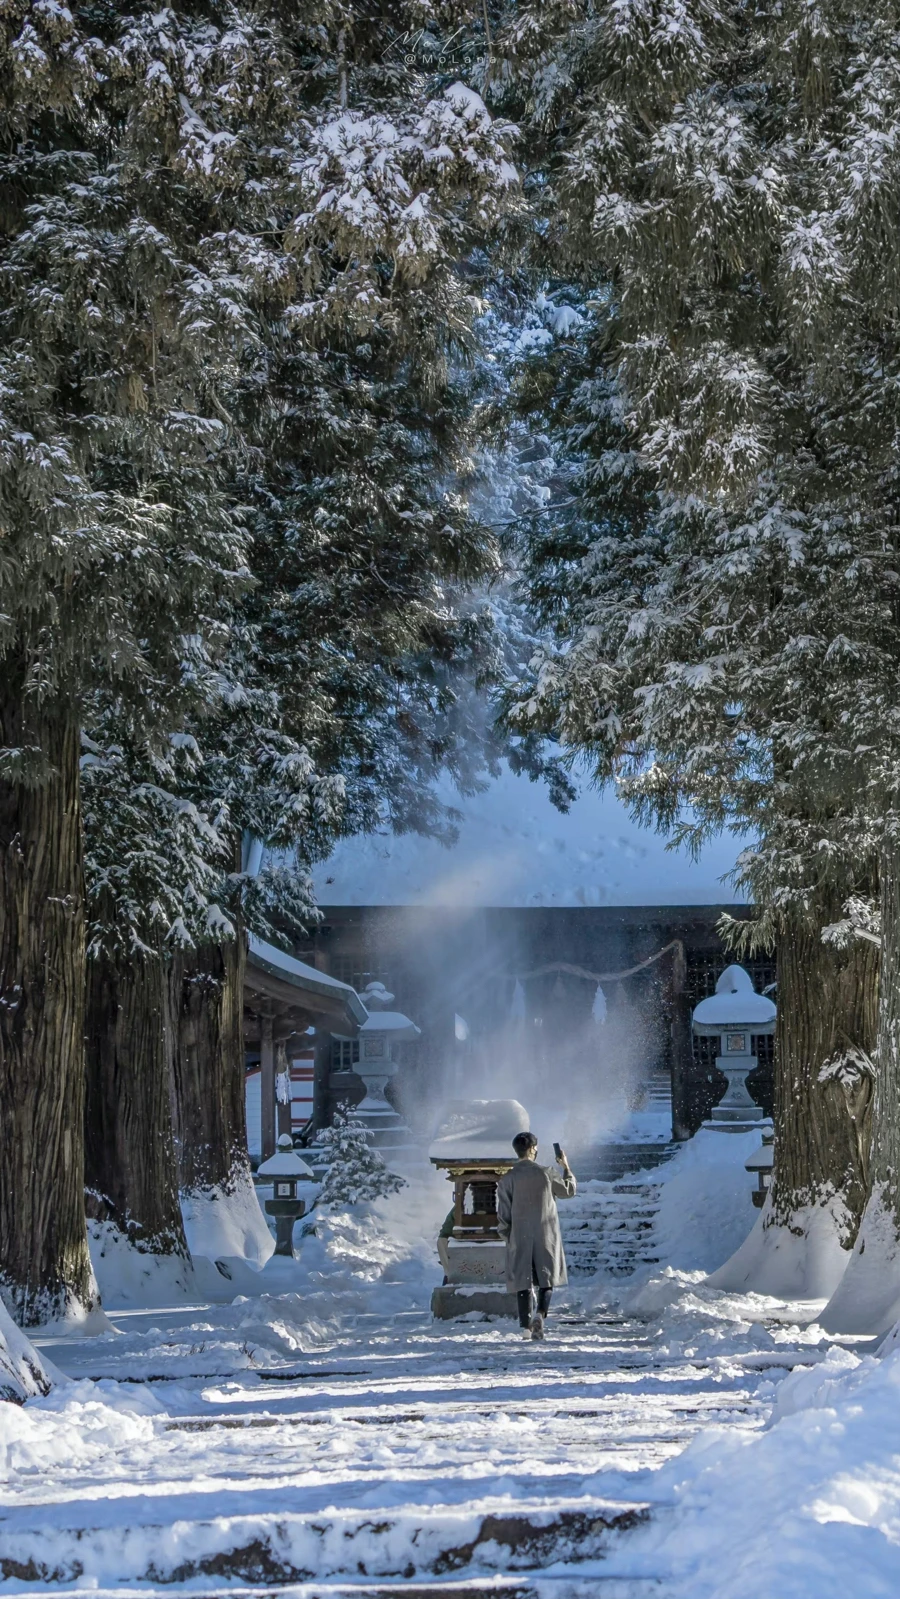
[
  {"xmin": 517, "ymin": 1289, "xmax": 533, "ymax": 1337},
  {"xmin": 532, "ymin": 1287, "xmax": 552, "ymax": 1339}
]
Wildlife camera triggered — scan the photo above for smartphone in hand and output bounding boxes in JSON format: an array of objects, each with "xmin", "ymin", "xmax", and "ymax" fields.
[{"xmin": 553, "ymin": 1141, "xmax": 564, "ymax": 1163}]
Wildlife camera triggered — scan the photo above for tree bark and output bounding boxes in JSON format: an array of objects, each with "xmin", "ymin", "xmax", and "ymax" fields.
[
  {"xmin": 769, "ymin": 905, "xmax": 876, "ymax": 1241},
  {"xmin": 823, "ymin": 844, "xmax": 900, "ymax": 1331},
  {"xmin": 709, "ymin": 897, "xmax": 876, "ymax": 1298},
  {"xmin": 172, "ymin": 937, "xmax": 249, "ymax": 1193},
  {"xmin": 84, "ymin": 953, "xmax": 188, "ymax": 1257},
  {"xmin": 0, "ymin": 684, "xmax": 95, "ymax": 1325}
]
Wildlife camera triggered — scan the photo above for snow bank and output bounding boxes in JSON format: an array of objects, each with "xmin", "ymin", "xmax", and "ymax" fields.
[
  {"xmin": 821, "ymin": 1188, "xmax": 900, "ymax": 1334},
  {"xmin": 88, "ymin": 1168, "xmax": 275, "ymax": 1312},
  {"xmin": 88, "ymin": 1222, "xmax": 198, "ymax": 1310},
  {"xmin": 621, "ymin": 1343, "xmax": 900, "ymax": 1599},
  {"xmin": 708, "ymin": 1195, "xmax": 852, "ymax": 1300},
  {"xmin": 616, "ymin": 1267, "xmax": 829, "ymax": 1370},
  {"xmin": 84, "ymin": 1152, "xmax": 443, "ymax": 1317},
  {"xmin": 651, "ymin": 1128, "xmax": 760, "ymax": 1274},
  {"xmin": 294, "ymin": 1156, "xmax": 446, "ymax": 1312},
  {"xmin": 0, "ymin": 1298, "xmax": 53, "ymax": 1403},
  {"xmin": 181, "ymin": 1169, "xmax": 275, "ymax": 1268},
  {"xmin": 0, "ymin": 1378, "xmax": 161, "ymax": 1473},
  {"xmin": 646, "ymin": 1126, "xmax": 852, "ymax": 1302}
]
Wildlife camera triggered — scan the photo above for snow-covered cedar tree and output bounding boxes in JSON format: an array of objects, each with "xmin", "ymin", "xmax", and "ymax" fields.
[
  {"xmin": 0, "ymin": 2, "xmax": 286, "ymax": 1323},
  {"xmin": 76, "ymin": 5, "xmax": 526, "ymax": 1264},
  {"xmin": 491, "ymin": 0, "xmax": 900, "ymax": 1304},
  {"xmin": 81, "ymin": 728, "xmax": 232, "ymax": 1260},
  {"xmin": 82, "ymin": 683, "xmax": 344, "ymax": 1247},
  {"xmin": 314, "ymin": 1108, "xmax": 406, "ymax": 1209}
]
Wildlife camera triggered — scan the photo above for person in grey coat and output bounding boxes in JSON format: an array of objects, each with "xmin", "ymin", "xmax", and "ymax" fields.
[{"xmin": 496, "ymin": 1131, "xmax": 576, "ymax": 1339}]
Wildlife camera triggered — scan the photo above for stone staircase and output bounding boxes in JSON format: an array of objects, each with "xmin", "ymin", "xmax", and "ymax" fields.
[
  {"xmin": 560, "ymin": 1176, "xmax": 666, "ymax": 1279},
  {"xmin": 572, "ymin": 1141, "xmax": 677, "ymax": 1184}
]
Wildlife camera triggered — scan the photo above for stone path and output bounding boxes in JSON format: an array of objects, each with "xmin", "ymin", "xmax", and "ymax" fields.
[{"xmin": 3, "ymin": 1297, "xmax": 780, "ymax": 1599}]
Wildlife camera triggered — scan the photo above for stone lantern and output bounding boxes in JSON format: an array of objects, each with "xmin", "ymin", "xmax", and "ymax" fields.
[
  {"xmin": 428, "ymin": 1098, "xmax": 529, "ymax": 1319},
  {"xmin": 745, "ymin": 1130, "xmax": 774, "ymax": 1207},
  {"xmin": 353, "ymin": 982, "xmax": 420, "ymax": 1149},
  {"xmin": 258, "ymin": 1133, "xmax": 314, "ymax": 1256},
  {"xmin": 692, "ymin": 964, "xmax": 776, "ymax": 1132}
]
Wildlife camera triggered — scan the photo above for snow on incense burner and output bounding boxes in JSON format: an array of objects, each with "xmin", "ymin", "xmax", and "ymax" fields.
[
  {"xmin": 428, "ymin": 1098, "xmax": 530, "ymax": 1320},
  {"xmin": 691, "ymin": 964, "xmax": 776, "ymax": 1134}
]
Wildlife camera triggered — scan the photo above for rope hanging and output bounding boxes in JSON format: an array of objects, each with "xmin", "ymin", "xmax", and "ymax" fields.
[{"xmin": 516, "ymin": 938, "xmax": 686, "ymax": 988}]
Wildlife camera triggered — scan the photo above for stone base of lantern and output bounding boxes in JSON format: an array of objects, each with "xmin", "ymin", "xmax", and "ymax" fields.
[
  {"xmin": 702, "ymin": 1057, "xmax": 769, "ymax": 1133},
  {"xmin": 352, "ymin": 1105, "xmax": 413, "ymax": 1150},
  {"xmin": 431, "ymin": 1284, "xmax": 519, "ymax": 1320},
  {"xmin": 702, "ymin": 1114, "xmax": 769, "ymax": 1134}
]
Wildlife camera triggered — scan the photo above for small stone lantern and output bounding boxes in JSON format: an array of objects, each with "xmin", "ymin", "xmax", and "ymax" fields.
[
  {"xmin": 745, "ymin": 1131, "xmax": 775, "ymax": 1207},
  {"xmin": 692, "ymin": 964, "xmax": 776, "ymax": 1132},
  {"xmin": 258, "ymin": 1133, "xmax": 314, "ymax": 1256}
]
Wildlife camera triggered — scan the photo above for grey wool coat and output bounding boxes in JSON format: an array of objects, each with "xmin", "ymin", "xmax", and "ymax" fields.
[{"xmin": 496, "ymin": 1159, "xmax": 577, "ymax": 1292}]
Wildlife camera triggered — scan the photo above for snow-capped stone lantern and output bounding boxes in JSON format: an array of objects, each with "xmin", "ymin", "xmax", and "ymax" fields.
[
  {"xmin": 353, "ymin": 982, "xmax": 420, "ymax": 1149},
  {"xmin": 258, "ymin": 1133, "xmax": 314, "ymax": 1256},
  {"xmin": 692, "ymin": 964, "xmax": 776, "ymax": 1133}
]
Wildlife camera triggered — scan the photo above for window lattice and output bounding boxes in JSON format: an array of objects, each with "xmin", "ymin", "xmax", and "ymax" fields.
[{"xmin": 331, "ymin": 1037, "xmax": 360, "ymax": 1071}]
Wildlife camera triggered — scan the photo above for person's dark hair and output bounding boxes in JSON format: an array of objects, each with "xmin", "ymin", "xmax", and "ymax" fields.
[{"xmin": 512, "ymin": 1131, "xmax": 538, "ymax": 1157}]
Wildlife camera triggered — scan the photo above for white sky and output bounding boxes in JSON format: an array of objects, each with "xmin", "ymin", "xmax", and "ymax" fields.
[{"xmin": 313, "ymin": 763, "xmax": 745, "ymax": 907}]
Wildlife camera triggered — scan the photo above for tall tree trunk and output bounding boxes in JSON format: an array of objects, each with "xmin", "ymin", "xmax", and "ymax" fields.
[
  {"xmin": 0, "ymin": 682, "xmax": 95, "ymax": 1325},
  {"xmin": 84, "ymin": 953, "xmax": 188, "ymax": 1258},
  {"xmin": 709, "ymin": 899, "xmax": 877, "ymax": 1298},
  {"xmin": 172, "ymin": 935, "xmax": 271, "ymax": 1264},
  {"xmin": 823, "ymin": 845, "xmax": 900, "ymax": 1332},
  {"xmin": 770, "ymin": 908, "xmax": 876, "ymax": 1236},
  {"xmin": 172, "ymin": 936, "xmax": 248, "ymax": 1192}
]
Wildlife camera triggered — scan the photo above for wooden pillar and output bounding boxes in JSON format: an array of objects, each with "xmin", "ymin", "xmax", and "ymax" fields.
[
  {"xmin": 670, "ymin": 941, "xmax": 693, "ymax": 1141},
  {"xmin": 312, "ymin": 1027, "xmax": 332, "ymax": 1131},
  {"xmin": 260, "ymin": 1010, "xmax": 276, "ymax": 1161}
]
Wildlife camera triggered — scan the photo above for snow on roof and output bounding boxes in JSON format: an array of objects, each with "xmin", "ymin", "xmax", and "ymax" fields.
[
  {"xmin": 429, "ymin": 1098, "xmax": 530, "ymax": 1164},
  {"xmin": 311, "ymin": 761, "xmax": 743, "ymax": 908},
  {"xmin": 359, "ymin": 1011, "xmax": 421, "ymax": 1038},
  {"xmin": 692, "ymin": 964, "xmax": 776, "ymax": 1033},
  {"xmin": 247, "ymin": 934, "xmax": 368, "ymax": 1023}
]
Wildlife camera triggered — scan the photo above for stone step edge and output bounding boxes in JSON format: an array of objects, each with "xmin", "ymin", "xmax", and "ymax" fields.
[
  {"xmin": 22, "ymin": 1580, "xmax": 663, "ymax": 1599},
  {"xmin": 0, "ymin": 1504, "xmax": 651, "ymax": 1589}
]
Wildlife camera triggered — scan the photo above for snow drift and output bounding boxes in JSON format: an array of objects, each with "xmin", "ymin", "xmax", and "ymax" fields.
[
  {"xmin": 707, "ymin": 1196, "xmax": 853, "ymax": 1300},
  {"xmin": 180, "ymin": 1170, "xmax": 275, "ymax": 1268},
  {"xmin": 820, "ymin": 1187, "xmax": 900, "ymax": 1334},
  {"xmin": 0, "ymin": 1298, "xmax": 53, "ymax": 1403}
]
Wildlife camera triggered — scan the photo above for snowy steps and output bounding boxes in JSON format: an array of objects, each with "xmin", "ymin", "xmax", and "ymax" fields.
[
  {"xmin": 0, "ymin": 1501, "xmax": 652, "ymax": 1588},
  {"xmin": 18, "ymin": 1307, "xmax": 760, "ymax": 1599},
  {"xmin": 30, "ymin": 1582, "xmax": 662, "ymax": 1599},
  {"xmin": 570, "ymin": 1142, "xmax": 676, "ymax": 1185},
  {"xmin": 560, "ymin": 1179, "xmax": 664, "ymax": 1278}
]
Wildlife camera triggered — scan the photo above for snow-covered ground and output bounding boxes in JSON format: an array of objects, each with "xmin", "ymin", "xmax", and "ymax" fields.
[{"xmin": 2, "ymin": 1142, "xmax": 898, "ymax": 1598}]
